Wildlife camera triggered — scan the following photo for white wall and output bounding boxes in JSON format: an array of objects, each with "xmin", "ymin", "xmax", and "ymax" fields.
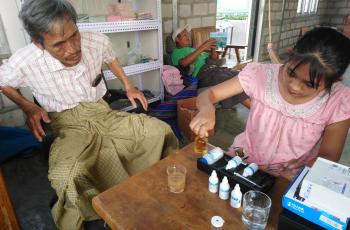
[{"xmin": 0, "ymin": 0, "xmax": 29, "ymax": 53}]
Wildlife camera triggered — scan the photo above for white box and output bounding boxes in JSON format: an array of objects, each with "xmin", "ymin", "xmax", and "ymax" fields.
[
  {"xmin": 283, "ymin": 167, "xmax": 349, "ymax": 230},
  {"xmin": 299, "ymin": 158, "xmax": 350, "ymax": 221}
]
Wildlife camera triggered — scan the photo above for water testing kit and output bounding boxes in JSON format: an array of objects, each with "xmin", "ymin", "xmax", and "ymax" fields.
[
  {"xmin": 282, "ymin": 164, "xmax": 350, "ymax": 230},
  {"xmin": 299, "ymin": 158, "xmax": 350, "ymax": 222},
  {"xmin": 197, "ymin": 154, "xmax": 275, "ymax": 193}
]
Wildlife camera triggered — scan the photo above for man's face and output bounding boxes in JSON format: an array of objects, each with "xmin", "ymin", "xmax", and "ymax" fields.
[
  {"xmin": 37, "ymin": 18, "xmax": 81, "ymax": 67},
  {"xmin": 176, "ymin": 29, "xmax": 191, "ymax": 47}
]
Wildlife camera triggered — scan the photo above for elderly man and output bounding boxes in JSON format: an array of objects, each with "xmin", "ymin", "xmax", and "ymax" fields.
[
  {"xmin": 171, "ymin": 25, "xmax": 248, "ymax": 108},
  {"xmin": 0, "ymin": 0, "xmax": 178, "ymax": 229}
]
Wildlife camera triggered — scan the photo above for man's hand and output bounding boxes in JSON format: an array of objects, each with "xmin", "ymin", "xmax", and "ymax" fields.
[
  {"xmin": 108, "ymin": 59, "xmax": 148, "ymax": 111},
  {"xmin": 23, "ymin": 102, "xmax": 50, "ymax": 142},
  {"xmin": 199, "ymin": 39, "xmax": 216, "ymax": 51},
  {"xmin": 126, "ymin": 87, "xmax": 148, "ymax": 111}
]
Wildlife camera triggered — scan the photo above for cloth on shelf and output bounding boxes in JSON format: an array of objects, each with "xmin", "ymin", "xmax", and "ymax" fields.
[
  {"xmin": 136, "ymin": 12, "xmax": 153, "ymax": 20},
  {"xmin": 162, "ymin": 65, "xmax": 185, "ymax": 96},
  {"xmin": 106, "ymin": 2, "xmax": 136, "ymax": 21}
]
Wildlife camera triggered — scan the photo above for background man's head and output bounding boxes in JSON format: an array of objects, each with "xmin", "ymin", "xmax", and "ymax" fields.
[
  {"xmin": 19, "ymin": 0, "xmax": 81, "ymax": 67},
  {"xmin": 172, "ymin": 25, "xmax": 191, "ymax": 48}
]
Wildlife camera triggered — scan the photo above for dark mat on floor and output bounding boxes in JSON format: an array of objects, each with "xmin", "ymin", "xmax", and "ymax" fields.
[{"xmin": 1, "ymin": 150, "xmax": 56, "ymax": 230}]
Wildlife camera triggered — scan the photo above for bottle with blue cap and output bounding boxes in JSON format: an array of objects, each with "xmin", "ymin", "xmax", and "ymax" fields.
[{"xmin": 201, "ymin": 147, "xmax": 224, "ymax": 165}]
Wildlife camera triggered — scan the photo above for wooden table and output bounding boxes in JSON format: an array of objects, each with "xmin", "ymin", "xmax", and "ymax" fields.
[
  {"xmin": 0, "ymin": 169, "xmax": 20, "ymax": 230},
  {"xmin": 92, "ymin": 143, "xmax": 289, "ymax": 229}
]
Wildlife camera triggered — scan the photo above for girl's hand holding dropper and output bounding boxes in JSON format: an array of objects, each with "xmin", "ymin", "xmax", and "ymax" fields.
[{"xmin": 190, "ymin": 105, "xmax": 215, "ymax": 138}]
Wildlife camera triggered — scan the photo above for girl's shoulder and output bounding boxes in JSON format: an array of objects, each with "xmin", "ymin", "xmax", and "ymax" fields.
[
  {"xmin": 242, "ymin": 63, "xmax": 281, "ymax": 74},
  {"xmin": 314, "ymin": 83, "xmax": 350, "ymax": 124},
  {"xmin": 239, "ymin": 63, "xmax": 281, "ymax": 99},
  {"xmin": 328, "ymin": 82, "xmax": 350, "ymax": 102}
]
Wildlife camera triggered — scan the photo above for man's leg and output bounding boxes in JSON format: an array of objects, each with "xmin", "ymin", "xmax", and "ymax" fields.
[
  {"xmin": 47, "ymin": 101, "xmax": 178, "ymax": 229},
  {"xmin": 48, "ymin": 128, "xmax": 128, "ymax": 230},
  {"xmin": 103, "ymin": 110, "xmax": 179, "ymax": 175}
]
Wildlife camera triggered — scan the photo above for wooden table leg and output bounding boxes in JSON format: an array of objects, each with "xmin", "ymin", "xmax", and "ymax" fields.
[{"xmin": 0, "ymin": 169, "xmax": 20, "ymax": 230}]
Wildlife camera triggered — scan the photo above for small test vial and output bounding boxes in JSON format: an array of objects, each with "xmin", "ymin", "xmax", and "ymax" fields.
[
  {"xmin": 243, "ymin": 163, "xmax": 258, "ymax": 177},
  {"xmin": 211, "ymin": 216, "xmax": 224, "ymax": 230},
  {"xmin": 194, "ymin": 136, "xmax": 208, "ymax": 155}
]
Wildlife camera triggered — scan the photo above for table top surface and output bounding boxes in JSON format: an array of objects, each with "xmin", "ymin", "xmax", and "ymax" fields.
[{"xmin": 92, "ymin": 143, "xmax": 289, "ymax": 230}]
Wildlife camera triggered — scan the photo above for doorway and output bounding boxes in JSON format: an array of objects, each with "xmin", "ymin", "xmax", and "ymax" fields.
[{"xmin": 216, "ymin": 0, "xmax": 260, "ymax": 64}]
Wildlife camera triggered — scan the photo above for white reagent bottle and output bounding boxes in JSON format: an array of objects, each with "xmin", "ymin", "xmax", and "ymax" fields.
[
  {"xmin": 225, "ymin": 156, "xmax": 242, "ymax": 170},
  {"xmin": 243, "ymin": 163, "xmax": 259, "ymax": 177},
  {"xmin": 208, "ymin": 170, "xmax": 219, "ymax": 193},
  {"xmin": 230, "ymin": 184, "xmax": 242, "ymax": 208},
  {"xmin": 219, "ymin": 176, "xmax": 230, "ymax": 200},
  {"xmin": 201, "ymin": 147, "xmax": 224, "ymax": 165}
]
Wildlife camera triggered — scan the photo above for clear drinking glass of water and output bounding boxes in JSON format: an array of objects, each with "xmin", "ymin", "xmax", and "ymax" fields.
[{"xmin": 241, "ymin": 190, "xmax": 272, "ymax": 230}]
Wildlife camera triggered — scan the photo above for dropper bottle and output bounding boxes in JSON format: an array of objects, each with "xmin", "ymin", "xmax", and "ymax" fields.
[
  {"xmin": 230, "ymin": 184, "xmax": 242, "ymax": 208},
  {"xmin": 219, "ymin": 176, "xmax": 230, "ymax": 200},
  {"xmin": 208, "ymin": 170, "xmax": 219, "ymax": 193}
]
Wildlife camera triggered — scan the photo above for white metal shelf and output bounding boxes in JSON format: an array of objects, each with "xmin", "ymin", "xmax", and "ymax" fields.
[
  {"xmin": 103, "ymin": 60, "xmax": 162, "ymax": 80},
  {"xmin": 77, "ymin": 19, "xmax": 160, "ymax": 33}
]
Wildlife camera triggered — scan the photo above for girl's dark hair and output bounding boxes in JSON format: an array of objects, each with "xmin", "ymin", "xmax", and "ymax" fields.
[
  {"xmin": 287, "ymin": 27, "xmax": 350, "ymax": 92},
  {"xmin": 19, "ymin": 0, "xmax": 77, "ymax": 45}
]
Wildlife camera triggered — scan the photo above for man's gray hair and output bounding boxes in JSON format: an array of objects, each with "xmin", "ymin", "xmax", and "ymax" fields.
[{"xmin": 19, "ymin": 0, "xmax": 77, "ymax": 45}]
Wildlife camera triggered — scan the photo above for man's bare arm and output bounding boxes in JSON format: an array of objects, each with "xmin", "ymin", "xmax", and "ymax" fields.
[
  {"xmin": 0, "ymin": 86, "xmax": 50, "ymax": 141},
  {"xmin": 179, "ymin": 39, "xmax": 216, "ymax": 67}
]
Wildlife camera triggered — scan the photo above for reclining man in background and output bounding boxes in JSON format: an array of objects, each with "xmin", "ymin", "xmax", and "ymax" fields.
[
  {"xmin": 171, "ymin": 25, "xmax": 248, "ymax": 108},
  {"xmin": 0, "ymin": 0, "xmax": 178, "ymax": 229}
]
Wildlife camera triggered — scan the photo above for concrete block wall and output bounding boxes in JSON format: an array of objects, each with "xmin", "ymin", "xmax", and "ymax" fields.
[
  {"xmin": 259, "ymin": 0, "xmax": 327, "ymax": 61},
  {"xmin": 321, "ymin": 0, "xmax": 350, "ymax": 27},
  {"xmin": 161, "ymin": 0, "xmax": 217, "ymax": 49}
]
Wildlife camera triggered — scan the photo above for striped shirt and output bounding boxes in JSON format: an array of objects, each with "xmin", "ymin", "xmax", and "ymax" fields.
[{"xmin": 0, "ymin": 31, "xmax": 115, "ymax": 112}]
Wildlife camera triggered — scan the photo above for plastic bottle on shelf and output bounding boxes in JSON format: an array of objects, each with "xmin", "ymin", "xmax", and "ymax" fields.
[
  {"xmin": 219, "ymin": 176, "xmax": 230, "ymax": 200},
  {"xmin": 242, "ymin": 163, "xmax": 259, "ymax": 177},
  {"xmin": 230, "ymin": 184, "xmax": 242, "ymax": 208},
  {"xmin": 208, "ymin": 170, "xmax": 219, "ymax": 193},
  {"xmin": 127, "ymin": 41, "xmax": 141, "ymax": 65},
  {"xmin": 200, "ymin": 147, "xmax": 224, "ymax": 165},
  {"xmin": 225, "ymin": 156, "xmax": 242, "ymax": 170}
]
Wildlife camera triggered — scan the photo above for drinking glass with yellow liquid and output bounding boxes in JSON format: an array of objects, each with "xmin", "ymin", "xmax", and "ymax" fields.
[
  {"xmin": 167, "ymin": 164, "xmax": 187, "ymax": 193},
  {"xmin": 194, "ymin": 136, "xmax": 208, "ymax": 155}
]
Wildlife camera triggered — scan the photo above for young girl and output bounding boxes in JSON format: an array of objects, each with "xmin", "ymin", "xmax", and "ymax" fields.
[{"xmin": 190, "ymin": 27, "xmax": 350, "ymax": 180}]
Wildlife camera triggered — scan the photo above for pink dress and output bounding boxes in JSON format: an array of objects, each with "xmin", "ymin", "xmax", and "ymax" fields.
[{"xmin": 230, "ymin": 63, "xmax": 350, "ymax": 174}]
